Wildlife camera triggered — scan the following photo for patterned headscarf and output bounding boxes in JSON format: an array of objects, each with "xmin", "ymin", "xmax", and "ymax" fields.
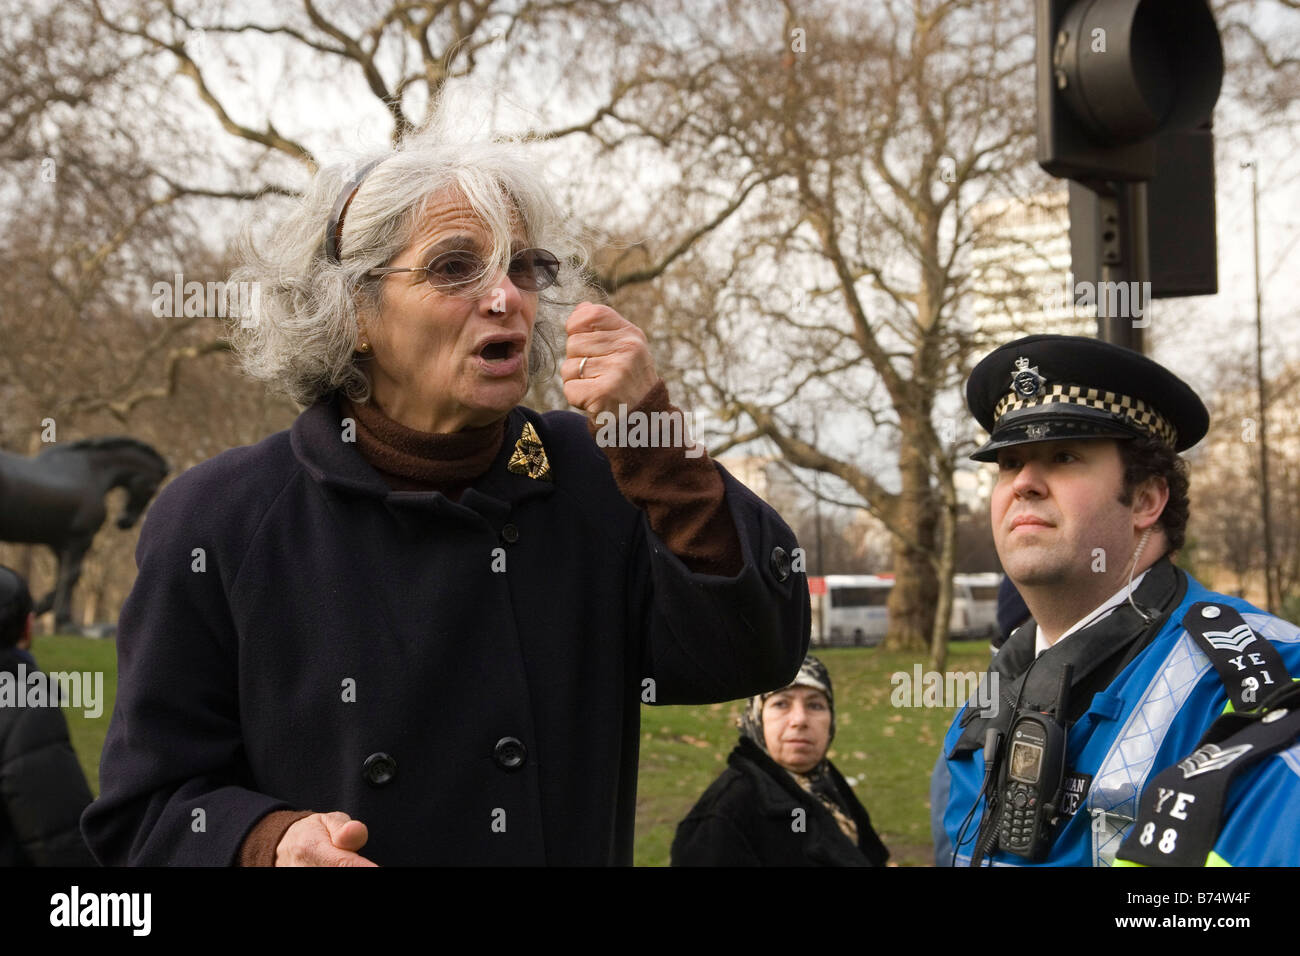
[
  {"xmin": 738, "ymin": 655, "xmax": 858, "ymax": 841},
  {"xmin": 739, "ymin": 654, "xmax": 836, "ymax": 751}
]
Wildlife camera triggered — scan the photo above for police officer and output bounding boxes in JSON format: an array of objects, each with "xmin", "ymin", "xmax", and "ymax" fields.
[{"xmin": 931, "ymin": 334, "xmax": 1300, "ymax": 867}]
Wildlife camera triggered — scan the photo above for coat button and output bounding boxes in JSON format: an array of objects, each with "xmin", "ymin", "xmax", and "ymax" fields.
[
  {"xmin": 501, "ymin": 523, "xmax": 519, "ymax": 544},
  {"xmin": 362, "ymin": 752, "xmax": 397, "ymax": 787},
  {"xmin": 769, "ymin": 546, "xmax": 791, "ymax": 582},
  {"xmin": 493, "ymin": 736, "xmax": 527, "ymax": 771}
]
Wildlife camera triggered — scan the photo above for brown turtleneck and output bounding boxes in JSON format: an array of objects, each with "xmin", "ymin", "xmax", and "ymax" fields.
[
  {"xmin": 340, "ymin": 395, "xmax": 505, "ymax": 498},
  {"xmin": 238, "ymin": 379, "xmax": 742, "ymax": 866}
]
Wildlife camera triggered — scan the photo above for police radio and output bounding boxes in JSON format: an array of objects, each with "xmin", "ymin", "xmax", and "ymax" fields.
[{"xmin": 995, "ymin": 664, "xmax": 1072, "ymax": 861}]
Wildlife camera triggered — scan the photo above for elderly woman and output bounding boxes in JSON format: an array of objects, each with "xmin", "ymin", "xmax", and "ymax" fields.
[
  {"xmin": 80, "ymin": 114, "xmax": 808, "ymax": 866},
  {"xmin": 671, "ymin": 655, "xmax": 888, "ymax": 866}
]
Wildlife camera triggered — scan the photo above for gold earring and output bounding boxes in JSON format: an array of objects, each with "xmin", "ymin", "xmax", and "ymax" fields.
[{"xmin": 357, "ymin": 339, "xmax": 371, "ymax": 354}]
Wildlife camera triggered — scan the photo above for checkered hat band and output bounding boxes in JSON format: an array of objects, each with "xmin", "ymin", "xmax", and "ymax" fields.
[{"xmin": 993, "ymin": 384, "xmax": 1177, "ymax": 447}]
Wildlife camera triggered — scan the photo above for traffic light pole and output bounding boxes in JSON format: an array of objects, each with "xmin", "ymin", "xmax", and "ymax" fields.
[
  {"xmin": 1098, "ymin": 181, "xmax": 1149, "ymax": 352},
  {"xmin": 1069, "ymin": 178, "xmax": 1149, "ymax": 352}
]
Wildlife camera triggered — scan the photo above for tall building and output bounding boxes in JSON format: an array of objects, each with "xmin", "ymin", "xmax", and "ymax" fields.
[{"xmin": 968, "ymin": 190, "xmax": 1097, "ymax": 345}]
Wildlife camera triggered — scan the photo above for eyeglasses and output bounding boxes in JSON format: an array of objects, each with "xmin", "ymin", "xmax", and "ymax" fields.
[{"xmin": 367, "ymin": 248, "xmax": 560, "ymax": 295}]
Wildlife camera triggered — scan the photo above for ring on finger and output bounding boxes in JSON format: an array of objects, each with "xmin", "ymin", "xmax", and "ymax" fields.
[{"xmin": 578, "ymin": 356, "xmax": 590, "ymax": 379}]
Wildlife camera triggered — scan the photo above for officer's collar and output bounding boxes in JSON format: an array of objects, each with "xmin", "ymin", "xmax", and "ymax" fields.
[
  {"xmin": 1033, "ymin": 568, "xmax": 1151, "ymax": 656},
  {"xmin": 290, "ymin": 392, "xmax": 556, "ymax": 519},
  {"xmin": 950, "ymin": 558, "xmax": 1184, "ymax": 758}
]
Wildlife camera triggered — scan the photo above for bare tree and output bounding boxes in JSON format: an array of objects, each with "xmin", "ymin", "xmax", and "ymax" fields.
[
  {"xmin": 605, "ymin": 0, "xmax": 1039, "ymax": 665},
  {"xmin": 75, "ymin": 0, "xmax": 775, "ymax": 294},
  {"xmin": 1192, "ymin": 356, "xmax": 1300, "ymax": 607},
  {"xmin": 1215, "ymin": 0, "xmax": 1300, "ymax": 130}
]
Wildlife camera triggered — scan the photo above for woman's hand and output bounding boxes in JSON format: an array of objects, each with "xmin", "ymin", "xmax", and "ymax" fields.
[
  {"xmin": 274, "ymin": 811, "xmax": 379, "ymax": 866},
  {"xmin": 561, "ymin": 303, "xmax": 659, "ymax": 420}
]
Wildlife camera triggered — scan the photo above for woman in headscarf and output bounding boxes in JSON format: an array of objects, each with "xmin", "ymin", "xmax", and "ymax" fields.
[{"xmin": 671, "ymin": 655, "xmax": 889, "ymax": 866}]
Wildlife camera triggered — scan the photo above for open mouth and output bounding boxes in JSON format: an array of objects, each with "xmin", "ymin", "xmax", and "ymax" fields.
[{"xmin": 475, "ymin": 338, "xmax": 525, "ymax": 378}]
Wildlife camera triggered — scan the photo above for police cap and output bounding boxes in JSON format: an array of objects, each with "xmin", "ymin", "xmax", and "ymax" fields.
[{"xmin": 966, "ymin": 334, "xmax": 1209, "ymax": 463}]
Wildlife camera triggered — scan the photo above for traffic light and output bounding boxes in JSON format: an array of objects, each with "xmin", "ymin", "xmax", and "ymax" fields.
[
  {"xmin": 1035, "ymin": 0, "xmax": 1225, "ymax": 346},
  {"xmin": 1036, "ymin": 0, "xmax": 1223, "ymax": 181}
]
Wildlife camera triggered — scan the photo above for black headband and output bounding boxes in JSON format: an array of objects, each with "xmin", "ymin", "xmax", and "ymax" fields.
[{"xmin": 324, "ymin": 158, "xmax": 385, "ymax": 264}]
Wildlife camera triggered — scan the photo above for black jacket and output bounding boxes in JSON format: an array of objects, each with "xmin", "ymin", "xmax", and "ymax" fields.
[
  {"xmin": 0, "ymin": 648, "xmax": 97, "ymax": 866},
  {"xmin": 81, "ymin": 395, "xmax": 809, "ymax": 865},
  {"xmin": 671, "ymin": 736, "xmax": 889, "ymax": 866}
]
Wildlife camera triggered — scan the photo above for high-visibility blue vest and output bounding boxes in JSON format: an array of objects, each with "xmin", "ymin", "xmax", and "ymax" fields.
[{"xmin": 931, "ymin": 570, "xmax": 1300, "ymax": 866}]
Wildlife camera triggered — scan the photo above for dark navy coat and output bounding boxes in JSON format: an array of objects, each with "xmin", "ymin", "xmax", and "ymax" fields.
[{"xmin": 81, "ymin": 394, "xmax": 809, "ymax": 865}]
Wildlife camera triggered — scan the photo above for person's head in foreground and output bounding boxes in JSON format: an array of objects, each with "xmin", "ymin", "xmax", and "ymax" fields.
[
  {"xmin": 966, "ymin": 334, "xmax": 1208, "ymax": 642},
  {"xmin": 230, "ymin": 108, "xmax": 585, "ymax": 430}
]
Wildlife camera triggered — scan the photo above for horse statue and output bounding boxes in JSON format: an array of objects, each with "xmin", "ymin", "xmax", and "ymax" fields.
[{"xmin": 0, "ymin": 437, "xmax": 169, "ymax": 632}]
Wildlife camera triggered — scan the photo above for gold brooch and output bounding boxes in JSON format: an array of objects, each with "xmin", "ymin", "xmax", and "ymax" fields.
[{"xmin": 507, "ymin": 421, "xmax": 552, "ymax": 481}]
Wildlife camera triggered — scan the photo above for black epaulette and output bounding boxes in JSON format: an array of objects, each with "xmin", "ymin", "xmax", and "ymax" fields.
[
  {"xmin": 1116, "ymin": 680, "xmax": 1300, "ymax": 866},
  {"xmin": 1181, "ymin": 602, "xmax": 1288, "ymax": 712}
]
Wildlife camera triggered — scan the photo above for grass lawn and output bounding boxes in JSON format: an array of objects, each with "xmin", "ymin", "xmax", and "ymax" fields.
[
  {"xmin": 29, "ymin": 635, "xmax": 119, "ymax": 794},
  {"xmin": 42, "ymin": 635, "xmax": 991, "ymax": 866}
]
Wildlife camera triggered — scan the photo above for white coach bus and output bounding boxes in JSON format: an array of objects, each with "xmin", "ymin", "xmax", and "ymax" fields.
[
  {"xmin": 810, "ymin": 572, "xmax": 1004, "ymax": 646},
  {"xmin": 951, "ymin": 572, "xmax": 1003, "ymax": 639},
  {"xmin": 813, "ymin": 575, "xmax": 894, "ymax": 647}
]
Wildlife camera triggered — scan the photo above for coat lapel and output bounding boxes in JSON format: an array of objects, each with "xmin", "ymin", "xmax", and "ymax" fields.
[{"xmin": 291, "ymin": 395, "xmax": 557, "ymax": 523}]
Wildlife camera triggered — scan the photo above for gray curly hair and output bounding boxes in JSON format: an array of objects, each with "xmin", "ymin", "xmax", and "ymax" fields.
[{"xmin": 228, "ymin": 113, "xmax": 587, "ymax": 408}]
